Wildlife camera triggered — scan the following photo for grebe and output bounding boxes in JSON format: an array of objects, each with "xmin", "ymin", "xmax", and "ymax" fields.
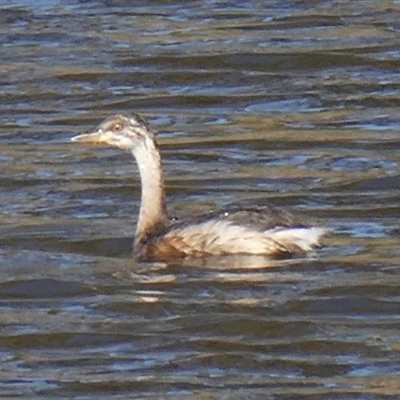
[{"xmin": 71, "ymin": 114, "xmax": 325, "ymax": 261}]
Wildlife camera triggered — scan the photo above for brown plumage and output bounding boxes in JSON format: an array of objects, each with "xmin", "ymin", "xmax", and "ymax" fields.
[{"xmin": 71, "ymin": 114, "xmax": 325, "ymax": 261}]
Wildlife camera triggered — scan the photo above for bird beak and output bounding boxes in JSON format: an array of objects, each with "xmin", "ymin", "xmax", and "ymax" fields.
[{"xmin": 71, "ymin": 130, "xmax": 108, "ymax": 144}]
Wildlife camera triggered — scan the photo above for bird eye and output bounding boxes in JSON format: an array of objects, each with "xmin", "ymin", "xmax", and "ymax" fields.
[{"xmin": 114, "ymin": 123, "xmax": 122, "ymax": 132}]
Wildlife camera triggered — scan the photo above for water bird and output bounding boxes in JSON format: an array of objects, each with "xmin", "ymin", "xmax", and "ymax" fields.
[{"xmin": 71, "ymin": 114, "xmax": 325, "ymax": 261}]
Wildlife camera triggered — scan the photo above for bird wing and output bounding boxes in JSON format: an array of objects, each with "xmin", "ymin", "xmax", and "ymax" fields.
[{"xmin": 160, "ymin": 219, "xmax": 290, "ymax": 257}]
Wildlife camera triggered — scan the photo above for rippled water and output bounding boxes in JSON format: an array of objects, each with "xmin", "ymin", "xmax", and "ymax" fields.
[{"xmin": 1, "ymin": 1, "xmax": 400, "ymax": 398}]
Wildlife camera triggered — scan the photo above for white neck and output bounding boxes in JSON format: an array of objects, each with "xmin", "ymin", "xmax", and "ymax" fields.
[{"xmin": 132, "ymin": 136, "xmax": 167, "ymax": 247}]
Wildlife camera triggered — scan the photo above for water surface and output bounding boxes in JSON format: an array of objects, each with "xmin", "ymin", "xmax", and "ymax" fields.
[{"xmin": 1, "ymin": 1, "xmax": 400, "ymax": 399}]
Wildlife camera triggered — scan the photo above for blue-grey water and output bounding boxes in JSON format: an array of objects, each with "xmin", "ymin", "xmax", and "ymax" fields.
[{"xmin": 1, "ymin": 1, "xmax": 400, "ymax": 399}]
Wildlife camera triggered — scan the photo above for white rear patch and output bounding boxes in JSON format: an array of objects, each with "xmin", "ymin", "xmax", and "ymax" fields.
[{"xmin": 267, "ymin": 227, "xmax": 326, "ymax": 252}]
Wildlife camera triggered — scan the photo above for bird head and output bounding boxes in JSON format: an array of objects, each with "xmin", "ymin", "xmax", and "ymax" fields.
[{"xmin": 71, "ymin": 114, "xmax": 153, "ymax": 151}]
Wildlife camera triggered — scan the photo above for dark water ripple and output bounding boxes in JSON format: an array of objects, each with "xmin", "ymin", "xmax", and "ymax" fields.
[{"xmin": 1, "ymin": 1, "xmax": 400, "ymax": 399}]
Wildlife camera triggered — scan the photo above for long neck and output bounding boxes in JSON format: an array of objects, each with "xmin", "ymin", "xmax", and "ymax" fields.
[{"xmin": 132, "ymin": 136, "xmax": 167, "ymax": 247}]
